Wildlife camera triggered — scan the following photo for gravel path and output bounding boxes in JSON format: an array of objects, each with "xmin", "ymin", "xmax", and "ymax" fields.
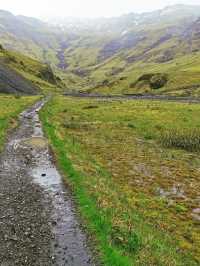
[
  {"xmin": 0, "ymin": 100, "xmax": 94, "ymax": 266},
  {"xmin": 64, "ymin": 93, "xmax": 200, "ymax": 103}
]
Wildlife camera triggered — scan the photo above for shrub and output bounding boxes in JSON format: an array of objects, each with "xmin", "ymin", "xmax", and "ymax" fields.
[
  {"xmin": 138, "ymin": 73, "xmax": 155, "ymax": 81},
  {"xmin": 134, "ymin": 73, "xmax": 168, "ymax": 90},
  {"xmin": 38, "ymin": 66, "xmax": 56, "ymax": 84},
  {"xmin": 83, "ymin": 105, "xmax": 98, "ymax": 109},
  {"xmin": 160, "ymin": 128, "xmax": 200, "ymax": 152},
  {"xmin": 62, "ymin": 121, "xmax": 79, "ymax": 129},
  {"xmin": 150, "ymin": 74, "xmax": 168, "ymax": 89},
  {"xmin": 14, "ymin": 94, "xmax": 21, "ymax": 99},
  {"xmin": 111, "ymin": 226, "xmax": 141, "ymax": 253},
  {"xmin": 20, "ymin": 61, "xmax": 25, "ymax": 67},
  {"xmin": 127, "ymin": 123, "xmax": 136, "ymax": 129}
]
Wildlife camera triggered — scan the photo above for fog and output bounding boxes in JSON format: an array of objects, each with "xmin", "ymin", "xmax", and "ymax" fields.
[{"xmin": 0, "ymin": 0, "xmax": 200, "ymax": 18}]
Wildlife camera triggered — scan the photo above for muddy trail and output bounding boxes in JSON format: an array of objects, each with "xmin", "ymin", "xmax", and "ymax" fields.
[{"xmin": 0, "ymin": 100, "xmax": 94, "ymax": 266}]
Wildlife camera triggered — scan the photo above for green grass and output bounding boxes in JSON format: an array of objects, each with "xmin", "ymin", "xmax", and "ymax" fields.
[
  {"xmin": 40, "ymin": 96, "xmax": 200, "ymax": 265},
  {"xmin": 0, "ymin": 94, "xmax": 40, "ymax": 150},
  {"xmin": 160, "ymin": 128, "xmax": 200, "ymax": 151},
  {"xmin": 39, "ymin": 116, "xmax": 132, "ymax": 266}
]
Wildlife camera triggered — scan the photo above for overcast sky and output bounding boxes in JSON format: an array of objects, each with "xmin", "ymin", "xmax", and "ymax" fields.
[{"xmin": 0, "ymin": 0, "xmax": 200, "ymax": 18}]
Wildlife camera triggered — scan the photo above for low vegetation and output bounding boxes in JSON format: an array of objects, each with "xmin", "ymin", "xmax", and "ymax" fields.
[
  {"xmin": 131, "ymin": 73, "xmax": 168, "ymax": 90},
  {"xmin": 161, "ymin": 128, "xmax": 200, "ymax": 151},
  {"xmin": 41, "ymin": 96, "xmax": 200, "ymax": 265},
  {"xmin": 0, "ymin": 95, "xmax": 39, "ymax": 149}
]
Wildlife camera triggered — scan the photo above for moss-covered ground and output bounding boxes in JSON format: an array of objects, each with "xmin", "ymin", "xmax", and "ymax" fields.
[{"xmin": 41, "ymin": 96, "xmax": 200, "ymax": 265}]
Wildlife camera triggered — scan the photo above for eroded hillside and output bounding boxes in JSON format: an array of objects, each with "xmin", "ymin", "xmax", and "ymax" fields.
[{"xmin": 0, "ymin": 44, "xmax": 61, "ymax": 94}]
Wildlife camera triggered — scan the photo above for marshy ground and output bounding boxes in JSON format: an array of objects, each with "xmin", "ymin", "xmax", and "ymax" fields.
[{"xmin": 41, "ymin": 96, "xmax": 200, "ymax": 265}]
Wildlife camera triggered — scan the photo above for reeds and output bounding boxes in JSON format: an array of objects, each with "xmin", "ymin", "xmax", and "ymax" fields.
[{"xmin": 160, "ymin": 128, "xmax": 200, "ymax": 152}]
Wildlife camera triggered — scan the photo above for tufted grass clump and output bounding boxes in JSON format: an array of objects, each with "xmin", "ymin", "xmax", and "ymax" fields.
[
  {"xmin": 62, "ymin": 121, "xmax": 80, "ymax": 129},
  {"xmin": 160, "ymin": 128, "xmax": 200, "ymax": 152}
]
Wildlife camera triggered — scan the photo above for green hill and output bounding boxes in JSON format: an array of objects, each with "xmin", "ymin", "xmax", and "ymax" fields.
[
  {"xmin": 0, "ymin": 44, "xmax": 60, "ymax": 94},
  {"xmin": 2, "ymin": 5, "xmax": 200, "ymax": 95}
]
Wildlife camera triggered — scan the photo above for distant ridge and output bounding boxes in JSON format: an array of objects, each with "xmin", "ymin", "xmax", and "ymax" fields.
[{"xmin": 1, "ymin": 5, "xmax": 200, "ymax": 95}]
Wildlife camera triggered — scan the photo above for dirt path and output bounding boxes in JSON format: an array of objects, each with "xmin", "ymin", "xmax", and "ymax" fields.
[
  {"xmin": 0, "ymin": 100, "xmax": 94, "ymax": 266},
  {"xmin": 64, "ymin": 93, "xmax": 200, "ymax": 103}
]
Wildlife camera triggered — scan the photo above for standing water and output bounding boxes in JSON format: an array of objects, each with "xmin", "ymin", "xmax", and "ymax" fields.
[{"xmin": 30, "ymin": 101, "xmax": 94, "ymax": 266}]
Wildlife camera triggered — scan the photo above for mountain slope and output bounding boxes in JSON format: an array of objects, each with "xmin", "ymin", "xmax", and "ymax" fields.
[
  {"xmin": 1, "ymin": 5, "xmax": 200, "ymax": 95},
  {"xmin": 0, "ymin": 61, "xmax": 37, "ymax": 94},
  {"xmin": 0, "ymin": 45, "xmax": 60, "ymax": 94},
  {"xmin": 61, "ymin": 5, "xmax": 200, "ymax": 96}
]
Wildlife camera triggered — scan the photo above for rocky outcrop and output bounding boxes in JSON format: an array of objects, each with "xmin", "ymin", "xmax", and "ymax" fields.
[
  {"xmin": 37, "ymin": 66, "xmax": 57, "ymax": 84},
  {"xmin": 0, "ymin": 63, "xmax": 38, "ymax": 94},
  {"xmin": 131, "ymin": 73, "xmax": 168, "ymax": 90}
]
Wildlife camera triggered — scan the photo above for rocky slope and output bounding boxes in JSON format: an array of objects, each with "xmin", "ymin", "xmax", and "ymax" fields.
[{"xmin": 0, "ymin": 45, "xmax": 60, "ymax": 94}]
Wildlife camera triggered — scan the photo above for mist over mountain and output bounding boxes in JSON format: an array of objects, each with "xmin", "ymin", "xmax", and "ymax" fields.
[
  {"xmin": 45, "ymin": 4, "xmax": 200, "ymax": 32},
  {"xmin": 1, "ymin": 4, "xmax": 200, "ymax": 95}
]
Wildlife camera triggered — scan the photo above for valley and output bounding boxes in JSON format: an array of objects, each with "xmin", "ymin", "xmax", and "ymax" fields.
[
  {"xmin": 0, "ymin": 3, "xmax": 200, "ymax": 266},
  {"xmin": 2, "ymin": 5, "xmax": 200, "ymax": 96}
]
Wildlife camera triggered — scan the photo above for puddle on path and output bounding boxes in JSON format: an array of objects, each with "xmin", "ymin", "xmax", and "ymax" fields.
[{"xmin": 23, "ymin": 101, "xmax": 94, "ymax": 265}]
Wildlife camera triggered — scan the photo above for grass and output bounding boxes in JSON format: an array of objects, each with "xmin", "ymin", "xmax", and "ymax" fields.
[
  {"xmin": 0, "ymin": 94, "xmax": 40, "ymax": 150},
  {"xmin": 161, "ymin": 128, "xmax": 200, "ymax": 151},
  {"xmin": 40, "ymin": 96, "xmax": 200, "ymax": 265}
]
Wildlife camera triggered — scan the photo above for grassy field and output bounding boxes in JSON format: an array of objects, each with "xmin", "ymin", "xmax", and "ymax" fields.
[
  {"xmin": 41, "ymin": 96, "xmax": 200, "ymax": 265},
  {"xmin": 0, "ymin": 95, "xmax": 40, "ymax": 150}
]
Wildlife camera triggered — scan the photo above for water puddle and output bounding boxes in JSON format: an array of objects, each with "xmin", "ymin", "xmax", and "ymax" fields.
[
  {"xmin": 23, "ymin": 137, "xmax": 47, "ymax": 148},
  {"xmin": 32, "ymin": 166, "xmax": 61, "ymax": 192}
]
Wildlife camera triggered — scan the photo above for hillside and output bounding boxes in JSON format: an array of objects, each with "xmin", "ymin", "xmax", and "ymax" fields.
[
  {"xmin": 0, "ymin": 44, "xmax": 61, "ymax": 94},
  {"xmin": 58, "ymin": 4, "xmax": 200, "ymax": 96},
  {"xmin": 1, "ymin": 5, "xmax": 200, "ymax": 95}
]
